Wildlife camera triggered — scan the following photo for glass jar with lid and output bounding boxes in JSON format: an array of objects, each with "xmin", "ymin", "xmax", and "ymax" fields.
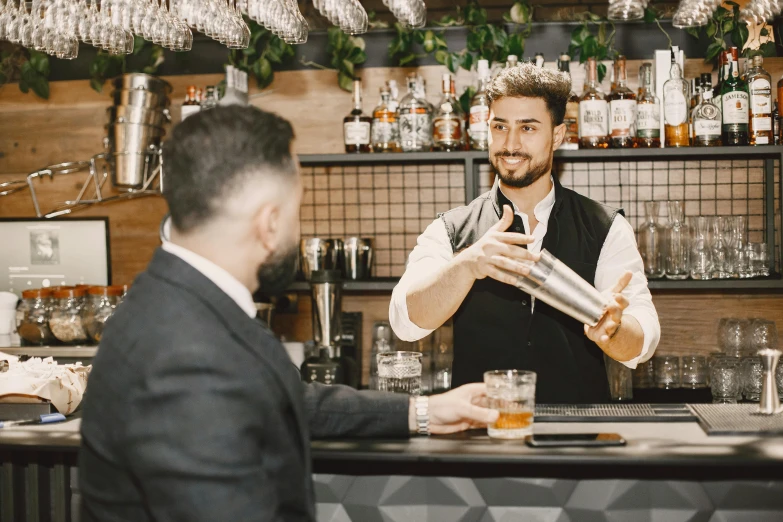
[
  {"xmin": 82, "ymin": 285, "xmax": 123, "ymax": 343},
  {"xmin": 49, "ymin": 288, "xmax": 88, "ymax": 345},
  {"xmin": 17, "ymin": 288, "xmax": 57, "ymax": 346}
]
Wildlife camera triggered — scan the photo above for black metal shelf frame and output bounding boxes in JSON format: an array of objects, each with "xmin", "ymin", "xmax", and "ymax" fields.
[{"xmin": 299, "ymin": 146, "xmax": 783, "ymax": 293}]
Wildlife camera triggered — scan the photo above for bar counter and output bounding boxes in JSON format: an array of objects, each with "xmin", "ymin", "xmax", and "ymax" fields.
[{"xmin": 2, "ymin": 413, "xmax": 783, "ymax": 521}]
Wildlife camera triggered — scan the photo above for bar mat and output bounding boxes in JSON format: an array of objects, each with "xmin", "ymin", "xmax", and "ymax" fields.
[
  {"xmin": 535, "ymin": 403, "xmax": 695, "ymax": 423},
  {"xmin": 689, "ymin": 404, "xmax": 783, "ymax": 435}
]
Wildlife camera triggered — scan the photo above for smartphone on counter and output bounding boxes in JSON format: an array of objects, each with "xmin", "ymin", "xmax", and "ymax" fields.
[{"xmin": 524, "ymin": 433, "xmax": 626, "ymax": 448}]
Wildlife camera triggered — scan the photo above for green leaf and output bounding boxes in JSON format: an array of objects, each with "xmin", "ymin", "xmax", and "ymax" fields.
[
  {"xmin": 413, "ymin": 29, "xmax": 425, "ymax": 45},
  {"xmin": 461, "ymin": 52, "xmax": 474, "ymax": 71},
  {"xmin": 399, "ymin": 53, "xmax": 418, "ymax": 66},
  {"xmin": 705, "ymin": 23, "xmax": 716, "ymax": 39},
  {"xmin": 643, "ymin": 7, "xmax": 656, "ymax": 24},
  {"xmin": 434, "ymin": 49, "xmax": 449, "ymax": 65},
  {"xmin": 251, "ymin": 56, "xmax": 273, "ymax": 88},
  {"xmin": 759, "ymin": 41, "xmax": 777, "ymax": 57},
  {"xmin": 597, "ymin": 23, "xmax": 607, "ymax": 45},
  {"xmin": 422, "ymin": 30, "xmax": 436, "ymax": 53},
  {"xmin": 0, "ymin": 70, "xmax": 6, "ymax": 85},
  {"xmin": 347, "ymin": 47, "xmax": 367, "ymax": 64},
  {"xmin": 18, "ymin": 77, "xmax": 29, "ymax": 94},
  {"xmin": 686, "ymin": 27, "xmax": 701, "ymax": 39},
  {"xmin": 760, "ymin": 27, "xmax": 769, "ymax": 37},
  {"xmin": 133, "ymin": 36, "xmax": 146, "ymax": 55},
  {"xmin": 28, "ymin": 50, "xmax": 49, "ymax": 77},
  {"xmin": 705, "ymin": 41, "xmax": 724, "ymax": 63},
  {"xmin": 582, "ymin": 37, "xmax": 598, "ymax": 59},
  {"xmin": 29, "ymin": 73, "xmax": 49, "ymax": 99},
  {"xmin": 734, "ymin": 24, "xmax": 749, "ymax": 49},
  {"xmin": 597, "ymin": 63, "xmax": 607, "ymax": 83},
  {"xmin": 337, "ymin": 71, "xmax": 353, "ymax": 92},
  {"xmin": 342, "ymin": 59, "xmax": 355, "ymax": 78},
  {"xmin": 722, "ymin": 20, "xmax": 733, "ymax": 35},
  {"xmin": 447, "ymin": 52, "xmax": 460, "ymax": 73},
  {"xmin": 434, "ymin": 33, "xmax": 448, "ymax": 49}
]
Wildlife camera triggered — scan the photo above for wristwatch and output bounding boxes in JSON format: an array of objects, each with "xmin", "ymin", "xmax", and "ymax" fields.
[{"xmin": 415, "ymin": 396, "xmax": 430, "ymax": 436}]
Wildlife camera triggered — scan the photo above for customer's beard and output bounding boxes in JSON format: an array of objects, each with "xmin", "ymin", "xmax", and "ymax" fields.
[
  {"xmin": 256, "ymin": 242, "xmax": 299, "ymax": 296},
  {"xmin": 490, "ymin": 149, "xmax": 553, "ymax": 189}
]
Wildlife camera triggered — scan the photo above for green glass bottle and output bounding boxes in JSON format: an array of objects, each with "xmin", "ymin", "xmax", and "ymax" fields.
[{"xmin": 720, "ymin": 48, "xmax": 750, "ymax": 146}]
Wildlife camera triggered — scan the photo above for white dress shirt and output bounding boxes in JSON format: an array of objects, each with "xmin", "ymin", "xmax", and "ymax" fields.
[
  {"xmin": 389, "ymin": 180, "xmax": 660, "ymax": 369},
  {"xmin": 162, "ymin": 241, "xmax": 257, "ymax": 319}
]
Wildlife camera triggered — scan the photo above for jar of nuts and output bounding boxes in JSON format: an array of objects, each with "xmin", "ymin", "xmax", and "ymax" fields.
[
  {"xmin": 82, "ymin": 285, "xmax": 122, "ymax": 343},
  {"xmin": 17, "ymin": 288, "xmax": 57, "ymax": 346},
  {"xmin": 49, "ymin": 288, "xmax": 88, "ymax": 345}
]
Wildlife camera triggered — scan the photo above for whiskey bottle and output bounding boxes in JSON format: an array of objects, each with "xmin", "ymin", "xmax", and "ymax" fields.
[
  {"xmin": 691, "ymin": 88, "xmax": 722, "ymax": 147},
  {"xmin": 578, "ymin": 57, "xmax": 609, "ymax": 149},
  {"xmin": 433, "ymin": 73, "xmax": 465, "ymax": 151},
  {"xmin": 663, "ymin": 48, "xmax": 690, "ymax": 147},
  {"xmin": 747, "ymin": 55, "xmax": 772, "ymax": 145},
  {"xmin": 201, "ymin": 86, "xmax": 219, "ymax": 111},
  {"xmin": 398, "ymin": 73, "xmax": 433, "ymax": 152},
  {"xmin": 773, "ymin": 102, "xmax": 780, "ymax": 145},
  {"xmin": 371, "ymin": 86, "xmax": 399, "ymax": 153},
  {"xmin": 636, "ymin": 63, "xmax": 661, "ymax": 148},
  {"xmin": 469, "ymin": 59, "xmax": 491, "ymax": 151},
  {"xmin": 181, "ymin": 85, "xmax": 201, "ymax": 121},
  {"xmin": 558, "ymin": 52, "xmax": 580, "ymax": 149},
  {"xmin": 700, "ymin": 73, "xmax": 713, "ymax": 100},
  {"xmin": 720, "ymin": 48, "xmax": 749, "ymax": 146},
  {"xmin": 343, "ymin": 79, "xmax": 372, "ymax": 153},
  {"xmin": 607, "ymin": 56, "xmax": 636, "ymax": 148},
  {"xmin": 690, "ymin": 78, "xmax": 702, "ymax": 113}
]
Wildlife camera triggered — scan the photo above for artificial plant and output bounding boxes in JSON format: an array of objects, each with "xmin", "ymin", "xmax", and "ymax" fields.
[
  {"xmin": 0, "ymin": 44, "xmax": 50, "ymax": 99},
  {"xmin": 228, "ymin": 19, "xmax": 295, "ymax": 89}
]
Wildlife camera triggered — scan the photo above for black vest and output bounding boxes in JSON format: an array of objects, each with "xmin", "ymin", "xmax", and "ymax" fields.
[{"xmin": 440, "ymin": 177, "xmax": 623, "ymax": 403}]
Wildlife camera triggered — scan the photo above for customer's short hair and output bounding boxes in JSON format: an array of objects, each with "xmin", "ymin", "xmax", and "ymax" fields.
[
  {"xmin": 487, "ymin": 62, "xmax": 571, "ymax": 126},
  {"xmin": 162, "ymin": 105, "xmax": 296, "ymax": 232}
]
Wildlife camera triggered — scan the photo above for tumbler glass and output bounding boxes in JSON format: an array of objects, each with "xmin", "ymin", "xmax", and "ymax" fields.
[
  {"xmin": 710, "ymin": 356, "xmax": 741, "ymax": 403},
  {"xmin": 377, "ymin": 351, "xmax": 422, "ymax": 395},
  {"xmin": 484, "ymin": 370, "xmax": 537, "ymax": 439},
  {"xmin": 681, "ymin": 355, "xmax": 708, "ymax": 389},
  {"xmin": 654, "ymin": 355, "xmax": 680, "ymax": 389},
  {"xmin": 741, "ymin": 356, "xmax": 763, "ymax": 402}
]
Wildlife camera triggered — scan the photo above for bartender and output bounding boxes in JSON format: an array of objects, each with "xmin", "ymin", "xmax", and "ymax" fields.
[{"xmin": 390, "ymin": 63, "xmax": 660, "ymax": 403}]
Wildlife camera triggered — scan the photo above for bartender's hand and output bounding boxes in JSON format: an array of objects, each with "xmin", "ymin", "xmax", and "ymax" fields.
[
  {"xmin": 458, "ymin": 205, "xmax": 539, "ymax": 286},
  {"xmin": 409, "ymin": 383, "xmax": 499, "ymax": 435},
  {"xmin": 584, "ymin": 271, "xmax": 632, "ymax": 348}
]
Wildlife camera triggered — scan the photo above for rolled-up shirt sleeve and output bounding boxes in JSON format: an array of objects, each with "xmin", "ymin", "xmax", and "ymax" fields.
[
  {"xmin": 389, "ymin": 218, "xmax": 454, "ymax": 342},
  {"xmin": 594, "ymin": 214, "xmax": 661, "ymax": 369}
]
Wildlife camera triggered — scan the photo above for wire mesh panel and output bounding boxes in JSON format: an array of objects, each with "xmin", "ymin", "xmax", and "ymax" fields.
[
  {"xmin": 478, "ymin": 159, "xmax": 781, "ymax": 271},
  {"xmin": 300, "ymin": 163, "xmax": 466, "ymax": 277}
]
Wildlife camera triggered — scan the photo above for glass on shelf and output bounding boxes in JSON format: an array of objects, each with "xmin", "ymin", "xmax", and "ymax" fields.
[
  {"xmin": 665, "ymin": 200, "xmax": 689, "ymax": 280},
  {"xmin": 49, "ymin": 288, "xmax": 88, "ymax": 345},
  {"xmin": 654, "ymin": 355, "xmax": 680, "ymax": 389},
  {"xmin": 82, "ymin": 285, "xmax": 123, "ymax": 344},
  {"xmin": 710, "ymin": 355, "xmax": 741, "ymax": 403},
  {"xmin": 681, "ymin": 355, "xmax": 708, "ymax": 389},
  {"xmin": 749, "ymin": 242, "xmax": 770, "ymax": 277},
  {"xmin": 730, "ymin": 215, "xmax": 754, "ymax": 278},
  {"xmin": 711, "ymin": 216, "xmax": 731, "ymax": 279},
  {"xmin": 741, "ymin": 355, "xmax": 763, "ymax": 401},
  {"xmin": 690, "ymin": 216, "xmax": 714, "ymax": 280},
  {"xmin": 16, "ymin": 288, "xmax": 56, "ymax": 346},
  {"xmin": 638, "ymin": 201, "xmax": 665, "ymax": 279}
]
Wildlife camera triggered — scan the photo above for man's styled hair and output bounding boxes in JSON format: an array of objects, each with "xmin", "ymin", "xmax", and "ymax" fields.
[
  {"xmin": 487, "ymin": 62, "xmax": 571, "ymax": 126},
  {"xmin": 162, "ymin": 105, "xmax": 296, "ymax": 232}
]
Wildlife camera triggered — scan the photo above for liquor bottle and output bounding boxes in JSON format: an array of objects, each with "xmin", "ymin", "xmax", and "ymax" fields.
[
  {"xmin": 343, "ymin": 79, "xmax": 372, "ymax": 153},
  {"xmin": 387, "ymin": 80, "xmax": 400, "ymax": 113},
  {"xmin": 720, "ymin": 48, "xmax": 749, "ymax": 146},
  {"xmin": 773, "ymin": 102, "xmax": 780, "ymax": 145},
  {"xmin": 777, "ymin": 71, "xmax": 783, "ymax": 142},
  {"xmin": 663, "ymin": 49, "xmax": 690, "ymax": 147},
  {"xmin": 700, "ymin": 73, "xmax": 712, "ymax": 100},
  {"xmin": 506, "ymin": 55, "xmax": 519, "ymax": 68},
  {"xmin": 578, "ymin": 57, "xmax": 609, "ymax": 149},
  {"xmin": 195, "ymin": 87, "xmax": 203, "ymax": 106},
  {"xmin": 558, "ymin": 52, "xmax": 580, "ymax": 149},
  {"xmin": 691, "ymin": 87, "xmax": 722, "ymax": 147},
  {"xmin": 534, "ymin": 52, "xmax": 545, "ymax": 68},
  {"xmin": 433, "ymin": 73, "xmax": 465, "ymax": 151},
  {"xmin": 181, "ymin": 85, "xmax": 201, "ymax": 121},
  {"xmin": 690, "ymin": 78, "xmax": 702, "ymax": 112},
  {"xmin": 747, "ymin": 54, "xmax": 772, "ymax": 145},
  {"xmin": 469, "ymin": 59, "xmax": 491, "ymax": 151},
  {"xmin": 607, "ymin": 56, "xmax": 636, "ymax": 148},
  {"xmin": 398, "ymin": 73, "xmax": 433, "ymax": 152},
  {"xmin": 371, "ymin": 86, "xmax": 399, "ymax": 153},
  {"xmin": 714, "ymin": 51, "xmax": 727, "ymax": 108},
  {"xmin": 201, "ymin": 86, "xmax": 219, "ymax": 111},
  {"xmin": 636, "ymin": 63, "xmax": 661, "ymax": 148}
]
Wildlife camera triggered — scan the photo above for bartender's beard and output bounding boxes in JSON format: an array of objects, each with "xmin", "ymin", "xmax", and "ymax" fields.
[
  {"xmin": 490, "ymin": 145, "xmax": 553, "ymax": 189},
  {"xmin": 256, "ymin": 240, "xmax": 299, "ymax": 296}
]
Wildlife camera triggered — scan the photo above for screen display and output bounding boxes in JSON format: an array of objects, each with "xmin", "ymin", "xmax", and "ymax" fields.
[{"xmin": 0, "ymin": 218, "xmax": 110, "ymax": 296}]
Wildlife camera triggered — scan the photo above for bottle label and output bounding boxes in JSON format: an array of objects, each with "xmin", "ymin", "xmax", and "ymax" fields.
[
  {"xmin": 181, "ymin": 105, "xmax": 200, "ymax": 121},
  {"xmin": 722, "ymin": 91, "xmax": 749, "ymax": 125},
  {"xmin": 433, "ymin": 116, "xmax": 463, "ymax": 145},
  {"xmin": 578, "ymin": 99, "xmax": 608, "ymax": 138},
  {"xmin": 469, "ymin": 105, "xmax": 489, "ymax": 139},
  {"xmin": 609, "ymin": 99, "xmax": 636, "ymax": 137},
  {"xmin": 344, "ymin": 121, "xmax": 370, "ymax": 145},
  {"xmin": 663, "ymin": 88, "xmax": 687, "ymax": 125},
  {"xmin": 752, "ymin": 116, "xmax": 772, "ymax": 131},
  {"xmin": 636, "ymin": 103, "xmax": 661, "ymax": 138},
  {"xmin": 371, "ymin": 119, "xmax": 397, "ymax": 145},
  {"xmin": 694, "ymin": 119, "xmax": 721, "ymax": 137},
  {"xmin": 751, "ymin": 78, "xmax": 771, "ymax": 114},
  {"xmin": 399, "ymin": 112, "xmax": 432, "ymax": 150}
]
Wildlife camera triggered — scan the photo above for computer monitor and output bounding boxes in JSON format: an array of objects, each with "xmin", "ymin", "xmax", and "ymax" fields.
[{"xmin": 0, "ymin": 218, "xmax": 111, "ymax": 296}]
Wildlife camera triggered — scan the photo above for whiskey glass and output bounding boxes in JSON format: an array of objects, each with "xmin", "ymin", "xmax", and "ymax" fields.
[
  {"xmin": 711, "ymin": 356, "xmax": 741, "ymax": 403},
  {"xmin": 484, "ymin": 370, "xmax": 537, "ymax": 440},
  {"xmin": 681, "ymin": 355, "xmax": 709, "ymax": 389},
  {"xmin": 654, "ymin": 355, "xmax": 680, "ymax": 389},
  {"xmin": 377, "ymin": 351, "xmax": 422, "ymax": 396}
]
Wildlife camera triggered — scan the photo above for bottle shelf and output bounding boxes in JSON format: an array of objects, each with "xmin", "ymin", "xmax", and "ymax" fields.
[
  {"xmin": 287, "ymin": 275, "xmax": 783, "ymax": 293},
  {"xmin": 299, "ymin": 146, "xmax": 783, "ymax": 165}
]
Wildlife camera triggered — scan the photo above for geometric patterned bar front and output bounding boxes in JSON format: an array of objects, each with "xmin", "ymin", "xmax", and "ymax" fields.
[{"xmin": 314, "ymin": 475, "xmax": 783, "ymax": 522}]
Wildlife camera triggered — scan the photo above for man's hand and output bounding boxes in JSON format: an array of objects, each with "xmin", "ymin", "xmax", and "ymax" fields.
[
  {"xmin": 409, "ymin": 383, "xmax": 499, "ymax": 435},
  {"xmin": 457, "ymin": 205, "xmax": 539, "ymax": 286},
  {"xmin": 584, "ymin": 271, "xmax": 632, "ymax": 349}
]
